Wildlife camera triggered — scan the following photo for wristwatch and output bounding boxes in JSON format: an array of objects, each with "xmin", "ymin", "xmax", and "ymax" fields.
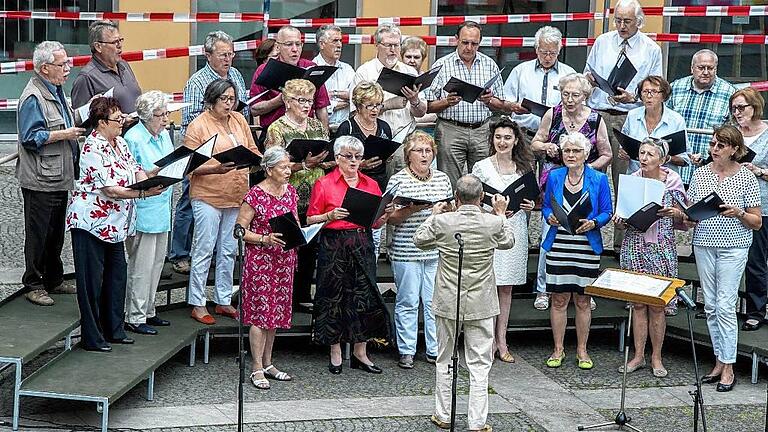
[{"xmin": 591, "ymin": 219, "xmax": 599, "ymax": 228}]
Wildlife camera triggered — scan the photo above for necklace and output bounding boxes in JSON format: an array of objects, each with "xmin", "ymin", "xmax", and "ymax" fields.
[
  {"xmin": 356, "ymin": 117, "xmax": 377, "ymax": 133},
  {"xmin": 566, "ymin": 168, "xmax": 584, "ymax": 186},
  {"xmin": 284, "ymin": 113, "xmax": 307, "ymax": 129},
  {"xmin": 492, "ymin": 155, "xmax": 516, "ymax": 175},
  {"xmin": 409, "ymin": 166, "xmax": 431, "ymax": 181},
  {"xmin": 562, "ymin": 109, "xmax": 581, "ymax": 130}
]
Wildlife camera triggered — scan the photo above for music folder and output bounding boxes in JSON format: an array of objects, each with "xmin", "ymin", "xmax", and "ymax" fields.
[
  {"xmin": 212, "ymin": 145, "xmax": 262, "ymax": 169},
  {"xmin": 287, "ymin": 139, "xmax": 332, "ymax": 162},
  {"xmin": 589, "ymin": 58, "xmax": 636, "ymax": 97},
  {"xmin": 340, "ymin": 187, "xmax": 394, "ymax": 228},
  {"xmin": 254, "ymin": 58, "xmax": 337, "ymax": 90},
  {"xmin": 154, "ymin": 134, "xmax": 217, "ymax": 173},
  {"xmin": 613, "ymin": 129, "xmax": 687, "ymax": 160},
  {"xmin": 268, "ymin": 212, "xmax": 323, "ymax": 251},
  {"xmin": 376, "ymin": 64, "xmax": 442, "ymax": 97},
  {"xmin": 549, "ymin": 192, "xmax": 592, "ymax": 235},
  {"xmin": 442, "ymin": 69, "xmax": 501, "ymax": 104},
  {"xmin": 675, "ymin": 191, "xmax": 724, "ymax": 222},
  {"xmin": 625, "ymin": 202, "xmax": 663, "ymax": 232},
  {"xmin": 128, "ymin": 154, "xmax": 190, "ymax": 190},
  {"xmin": 481, "ymin": 170, "xmax": 540, "ymax": 212},
  {"xmin": 704, "ymin": 146, "xmax": 756, "ymax": 164},
  {"xmin": 363, "ymin": 135, "xmax": 401, "ymax": 162},
  {"xmin": 392, "ymin": 195, "xmax": 452, "ymax": 207},
  {"xmin": 521, "ymin": 98, "xmax": 551, "ymax": 118}
]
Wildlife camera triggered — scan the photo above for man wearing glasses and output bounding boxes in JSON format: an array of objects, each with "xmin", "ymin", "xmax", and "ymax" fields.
[
  {"xmin": 250, "ymin": 25, "xmax": 330, "ymax": 131},
  {"xmin": 312, "ymin": 24, "xmax": 355, "ymax": 128},
  {"xmin": 502, "ymin": 26, "xmax": 576, "ymax": 134},
  {"xmin": 72, "ymin": 20, "xmax": 142, "ymax": 115},
  {"xmin": 668, "ymin": 49, "xmax": 736, "ymax": 186},
  {"xmin": 17, "ymin": 41, "xmax": 85, "ymax": 305}
]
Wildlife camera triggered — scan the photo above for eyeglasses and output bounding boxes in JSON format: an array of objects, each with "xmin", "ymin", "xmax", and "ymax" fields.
[
  {"xmin": 153, "ymin": 111, "xmax": 170, "ymax": 118},
  {"xmin": 731, "ymin": 104, "xmax": 750, "ymax": 113},
  {"xmin": 363, "ymin": 103, "xmax": 384, "ymax": 111},
  {"xmin": 695, "ymin": 65, "xmax": 716, "ymax": 72},
  {"xmin": 641, "ymin": 89, "xmax": 662, "ymax": 96},
  {"xmin": 708, "ymin": 140, "xmax": 729, "ymax": 150},
  {"xmin": 46, "ymin": 60, "xmax": 73, "ymax": 69},
  {"xmin": 338, "ymin": 153, "xmax": 364, "ymax": 161},
  {"xmin": 378, "ymin": 42, "xmax": 401, "ymax": 50},
  {"xmin": 214, "ymin": 52, "xmax": 235, "ymax": 60},
  {"xmin": 289, "ymin": 96, "xmax": 313, "ymax": 106},
  {"xmin": 537, "ymin": 50, "xmax": 558, "ymax": 57},
  {"xmin": 409, "ymin": 148, "xmax": 433, "ymax": 155},
  {"xmin": 218, "ymin": 95, "xmax": 237, "ymax": 103},
  {"xmin": 562, "ymin": 148, "xmax": 584, "ymax": 154},
  {"xmin": 277, "ymin": 41, "xmax": 303, "ymax": 48},
  {"xmin": 459, "ymin": 40, "xmax": 480, "ymax": 47},
  {"xmin": 561, "ymin": 92, "xmax": 583, "ymax": 100},
  {"xmin": 98, "ymin": 37, "xmax": 125, "ymax": 46},
  {"xmin": 614, "ymin": 18, "xmax": 636, "ymax": 26},
  {"xmin": 106, "ymin": 116, "xmax": 126, "ymax": 125}
]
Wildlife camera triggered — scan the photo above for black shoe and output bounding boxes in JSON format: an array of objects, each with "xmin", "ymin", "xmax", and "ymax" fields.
[
  {"xmin": 108, "ymin": 337, "xmax": 135, "ymax": 344},
  {"xmin": 147, "ymin": 316, "xmax": 171, "ymax": 326},
  {"xmin": 716, "ymin": 377, "xmax": 736, "ymax": 392},
  {"xmin": 125, "ymin": 323, "xmax": 158, "ymax": 335},
  {"xmin": 701, "ymin": 374, "xmax": 720, "ymax": 384},
  {"xmin": 742, "ymin": 319, "xmax": 763, "ymax": 331},
  {"xmin": 84, "ymin": 344, "xmax": 112, "ymax": 353},
  {"xmin": 695, "ymin": 311, "xmax": 707, "ymax": 319},
  {"xmin": 350, "ymin": 355, "xmax": 382, "ymax": 374},
  {"xmin": 328, "ymin": 361, "xmax": 342, "ymax": 375}
]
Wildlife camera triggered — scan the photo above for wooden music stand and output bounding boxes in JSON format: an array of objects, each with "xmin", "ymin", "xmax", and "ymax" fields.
[{"xmin": 578, "ymin": 268, "xmax": 684, "ymax": 432}]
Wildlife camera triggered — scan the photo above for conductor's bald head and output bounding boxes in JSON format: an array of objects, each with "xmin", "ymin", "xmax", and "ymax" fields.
[{"xmin": 455, "ymin": 174, "xmax": 483, "ymax": 206}]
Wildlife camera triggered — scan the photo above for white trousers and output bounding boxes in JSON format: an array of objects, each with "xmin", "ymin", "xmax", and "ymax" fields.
[
  {"xmin": 434, "ymin": 315, "xmax": 494, "ymax": 430},
  {"xmin": 188, "ymin": 199, "xmax": 238, "ymax": 307},
  {"xmin": 125, "ymin": 231, "xmax": 168, "ymax": 324}
]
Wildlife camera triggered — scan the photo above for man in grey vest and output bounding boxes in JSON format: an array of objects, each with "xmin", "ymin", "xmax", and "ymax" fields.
[{"xmin": 16, "ymin": 41, "xmax": 85, "ymax": 305}]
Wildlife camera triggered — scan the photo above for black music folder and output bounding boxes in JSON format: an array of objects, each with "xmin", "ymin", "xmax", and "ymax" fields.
[
  {"xmin": 625, "ymin": 202, "xmax": 663, "ymax": 232},
  {"xmin": 675, "ymin": 191, "xmax": 724, "ymax": 222},
  {"xmin": 212, "ymin": 146, "xmax": 262, "ymax": 169},
  {"xmin": 521, "ymin": 98, "xmax": 551, "ymax": 118},
  {"xmin": 589, "ymin": 58, "xmax": 637, "ymax": 97},
  {"xmin": 704, "ymin": 146, "xmax": 756, "ymax": 164},
  {"xmin": 128, "ymin": 154, "xmax": 190, "ymax": 190},
  {"xmin": 442, "ymin": 69, "xmax": 502, "ymax": 104},
  {"xmin": 613, "ymin": 129, "xmax": 687, "ymax": 160},
  {"xmin": 340, "ymin": 187, "xmax": 394, "ymax": 228},
  {"xmin": 268, "ymin": 212, "xmax": 323, "ymax": 251},
  {"xmin": 550, "ymin": 192, "xmax": 592, "ymax": 235},
  {"xmin": 287, "ymin": 139, "xmax": 332, "ymax": 162},
  {"xmin": 363, "ymin": 135, "xmax": 401, "ymax": 162},
  {"xmin": 377, "ymin": 65, "xmax": 442, "ymax": 97},
  {"xmin": 392, "ymin": 195, "xmax": 452, "ymax": 207},
  {"xmin": 481, "ymin": 170, "xmax": 540, "ymax": 212},
  {"xmin": 254, "ymin": 58, "xmax": 337, "ymax": 90},
  {"xmin": 154, "ymin": 134, "xmax": 217, "ymax": 173}
]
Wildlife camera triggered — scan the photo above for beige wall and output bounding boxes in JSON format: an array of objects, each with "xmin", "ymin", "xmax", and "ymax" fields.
[{"xmin": 358, "ymin": 0, "xmax": 431, "ymax": 71}]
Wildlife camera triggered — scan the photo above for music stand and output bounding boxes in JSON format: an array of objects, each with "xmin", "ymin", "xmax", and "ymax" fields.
[{"xmin": 578, "ymin": 269, "xmax": 684, "ymax": 432}]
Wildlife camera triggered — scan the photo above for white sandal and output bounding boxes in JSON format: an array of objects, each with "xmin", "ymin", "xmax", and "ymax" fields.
[
  {"xmin": 264, "ymin": 364, "xmax": 292, "ymax": 381},
  {"xmin": 249, "ymin": 370, "xmax": 270, "ymax": 390}
]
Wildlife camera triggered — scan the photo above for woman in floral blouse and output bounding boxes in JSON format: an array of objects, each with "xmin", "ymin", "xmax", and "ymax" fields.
[{"xmin": 66, "ymin": 97, "xmax": 163, "ymax": 352}]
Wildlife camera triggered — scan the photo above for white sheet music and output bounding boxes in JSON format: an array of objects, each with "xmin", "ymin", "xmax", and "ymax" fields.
[
  {"xmin": 159, "ymin": 154, "xmax": 190, "ymax": 179},
  {"xmin": 246, "ymin": 90, "xmax": 271, "ymax": 106},
  {"xmin": 75, "ymin": 87, "xmax": 114, "ymax": 122},
  {"xmin": 392, "ymin": 126, "xmax": 410, "ymax": 144},
  {"xmin": 167, "ymin": 102, "xmax": 192, "ymax": 113},
  {"xmin": 592, "ymin": 269, "xmax": 671, "ymax": 298},
  {"xmin": 301, "ymin": 223, "xmax": 324, "ymax": 243},
  {"xmin": 615, "ymin": 174, "xmax": 665, "ymax": 218},
  {"xmin": 196, "ymin": 134, "xmax": 217, "ymax": 158}
]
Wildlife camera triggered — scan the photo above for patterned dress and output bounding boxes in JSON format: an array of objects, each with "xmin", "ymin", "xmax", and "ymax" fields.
[
  {"xmin": 240, "ymin": 185, "xmax": 299, "ymax": 329},
  {"xmin": 539, "ymin": 104, "xmax": 602, "ymax": 187}
]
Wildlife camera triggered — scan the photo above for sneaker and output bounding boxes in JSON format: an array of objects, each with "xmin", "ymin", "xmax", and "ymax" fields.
[
  {"xmin": 533, "ymin": 293, "xmax": 549, "ymax": 310},
  {"xmin": 590, "ymin": 297, "xmax": 597, "ymax": 311},
  {"xmin": 49, "ymin": 280, "xmax": 77, "ymax": 294},
  {"xmin": 26, "ymin": 289, "xmax": 54, "ymax": 306},
  {"xmin": 398, "ymin": 354, "xmax": 414, "ymax": 369},
  {"xmin": 172, "ymin": 259, "xmax": 191, "ymax": 274}
]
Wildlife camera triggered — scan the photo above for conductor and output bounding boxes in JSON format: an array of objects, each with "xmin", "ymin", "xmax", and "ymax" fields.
[{"xmin": 414, "ymin": 174, "xmax": 515, "ymax": 432}]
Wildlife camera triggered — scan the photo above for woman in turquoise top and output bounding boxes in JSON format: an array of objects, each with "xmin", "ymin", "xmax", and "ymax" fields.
[{"xmin": 123, "ymin": 90, "xmax": 174, "ymax": 335}]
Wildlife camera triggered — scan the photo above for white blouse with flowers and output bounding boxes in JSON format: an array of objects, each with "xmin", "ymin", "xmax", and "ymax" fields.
[{"xmin": 66, "ymin": 131, "xmax": 142, "ymax": 243}]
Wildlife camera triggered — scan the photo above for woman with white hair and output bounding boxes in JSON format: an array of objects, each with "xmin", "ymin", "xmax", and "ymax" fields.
[
  {"xmin": 235, "ymin": 146, "xmax": 298, "ymax": 389},
  {"xmin": 541, "ymin": 131, "xmax": 613, "ymax": 370},
  {"xmin": 123, "ymin": 90, "xmax": 173, "ymax": 335},
  {"xmin": 306, "ymin": 136, "xmax": 395, "ymax": 375}
]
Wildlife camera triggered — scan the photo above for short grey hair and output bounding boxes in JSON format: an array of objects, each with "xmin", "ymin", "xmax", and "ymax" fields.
[
  {"xmin": 32, "ymin": 41, "xmax": 65, "ymax": 72},
  {"xmin": 316, "ymin": 25, "xmax": 342, "ymax": 45},
  {"xmin": 559, "ymin": 73, "xmax": 592, "ymax": 97},
  {"xmin": 135, "ymin": 90, "xmax": 167, "ymax": 123},
  {"xmin": 558, "ymin": 131, "xmax": 592, "ymax": 155},
  {"xmin": 204, "ymin": 31, "xmax": 233, "ymax": 53},
  {"xmin": 615, "ymin": 0, "xmax": 645, "ymax": 28},
  {"xmin": 277, "ymin": 25, "xmax": 302, "ymax": 41},
  {"xmin": 88, "ymin": 20, "xmax": 118, "ymax": 52},
  {"xmin": 374, "ymin": 23, "xmax": 401, "ymax": 44},
  {"xmin": 691, "ymin": 49, "xmax": 718, "ymax": 67},
  {"xmin": 456, "ymin": 174, "xmax": 483, "ymax": 204},
  {"xmin": 333, "ymin": 135, "xmax": 364, "ymax": 156},
  {"xmin": 261, "ymin": 146, "xmax": 290, "ymax": 170},
  {"xmin": 534, "ymin": 26, "xmax": 562, "ymax": 50}
]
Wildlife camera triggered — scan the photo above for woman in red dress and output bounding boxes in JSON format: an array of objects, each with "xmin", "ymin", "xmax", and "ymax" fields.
[{"xmin": 235, "ymin": 146, "xmax": 298, "ymax": 390}]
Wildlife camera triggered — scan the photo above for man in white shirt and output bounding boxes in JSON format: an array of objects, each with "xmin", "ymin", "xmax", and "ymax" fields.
[
  {"xmin": 503, "ymin": 26, "xmax": 576, "ymax": 133},
  {"xmin": 312, "ymin": 25, "xmax": 355, "ymax": 128},
  {"xmin": 584, "ymin": 0, "xmax": 662, "ymax": 192}
]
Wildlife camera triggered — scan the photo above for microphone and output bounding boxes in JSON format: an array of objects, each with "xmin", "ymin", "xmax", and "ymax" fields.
[
  {"xmin": 454, "ymin": 232, "xmax": 464, "ymax": 247},
  {"xmin": 675, "ymin": 287, "xmax": 697, "ymax": 310},
  {"xmin": 233, "ymin": 223, "xmax": 246, "ymax": 240}
]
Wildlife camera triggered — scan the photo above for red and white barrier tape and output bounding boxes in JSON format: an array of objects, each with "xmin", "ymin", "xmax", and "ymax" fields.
[
  {"xmin": 0, "ymin": 11, "xmax": 266, "ymax": 23},
  {"xmin": 0, "ymin": 91, "xmax": 183, "ymax": 111}
]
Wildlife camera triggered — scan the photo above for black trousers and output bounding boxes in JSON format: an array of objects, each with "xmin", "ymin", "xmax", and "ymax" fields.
[
  {"xmin": 71, "ymin": 228, "xmax": 128, "ymax": 348},
  {"xmin": 21, "ymin": 188, "xmax": 68, "ymax": 292},
  {"xmin": 745, "ymin": 216, "xmax": 768, "ymax": 321},
  {"xmin": 293, "ymin": 212, "xmax": 317, "ymax": 306}
]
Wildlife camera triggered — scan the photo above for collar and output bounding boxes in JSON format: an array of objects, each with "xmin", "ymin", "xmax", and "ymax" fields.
[
  {"xmin": 36, "ymin": 74, "xmax": 61, "ymax": 96},
  {"xmin": 687, "ymin": 75, "xmax": 720, "ymax": 94},
  {"xmin": 614, "ymin": 30, "xmax": 640, "ymax": 49},
  {"xmin": 457, "ymin": 204, "xmax": 482, "ymax": 213},
  {"xmin": 91, "ymin": 55, "xmax": 122, "ymax": 74},
  {"xmin": 452, "ymin": 51, "xmax": 479, "ymax": 69},
  {"xmin": 128, "ymin": 121, "xmax": 162, "ymax": 146},
  {"xmin": 313, "ymin": 54, "xmax": 336, "ymax": 67},
  {"xmin": 636, "ymin": 106, "xmax": 671, "ymax": 130},
  {"xmin": 203, "ymin": 62, "xmax": 231, "ymax": 80},
  {"xmin": 535, "ymin": 59, "xmax": 559, "ymax": 73}
]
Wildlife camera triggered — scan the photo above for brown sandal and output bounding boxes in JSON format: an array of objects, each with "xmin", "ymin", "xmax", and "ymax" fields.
[{"xmin": 498, "ymin": 352, "xmax": 516, "ymax": 363}]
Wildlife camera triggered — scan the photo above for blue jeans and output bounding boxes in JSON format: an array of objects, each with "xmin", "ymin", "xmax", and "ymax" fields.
[
  {"xmin": 392, "ymin": 259, "xmax": 438, "ymax": 356},
  {"xmin": 169, "ymin": 178, "xmax": 194, "ymax": 262}
]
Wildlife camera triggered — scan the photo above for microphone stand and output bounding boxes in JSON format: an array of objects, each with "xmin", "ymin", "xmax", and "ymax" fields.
[
  {"xmin": 677, "ymin": 287, "xmax": 707, "ymax": 432},
  {"xmin": 233, "ymin": 224, "xmax": 247, "ymax": 432},
  {"xmin": 449, "ymin": 233, "xmax": 465, "ymax": 432}
]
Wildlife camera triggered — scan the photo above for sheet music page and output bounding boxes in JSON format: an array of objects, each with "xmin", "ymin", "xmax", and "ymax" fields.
[
  {"xmin": 616, "ymin": 174, "xmax": 665, "ymax": 218},
  {"xmin": 196, "ymin": 135, "xmax": 217, "ymax": 157},
  {"xmin": 159, "ymin": 154, "xmax": 190, "ymax": 178},
  {"xmin": 167, "ymin": 102, "xmax": 192, "ymax": 113},
  {"xmin": 301, "ymin": 223, "xmax": 324, "ymax": 243},
  {"xmin": 592, "ymin": 269, "xmax": 671, "ymax": 298}
]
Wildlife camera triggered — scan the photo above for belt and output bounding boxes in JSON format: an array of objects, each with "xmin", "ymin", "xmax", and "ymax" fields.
[
  {"xmin": 438, "ymin": 118, "xmax": 486, "ymax": 129},
  {"xmin": 598, "ymin": 108, "xmax": 628, "ymax": 117}
]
